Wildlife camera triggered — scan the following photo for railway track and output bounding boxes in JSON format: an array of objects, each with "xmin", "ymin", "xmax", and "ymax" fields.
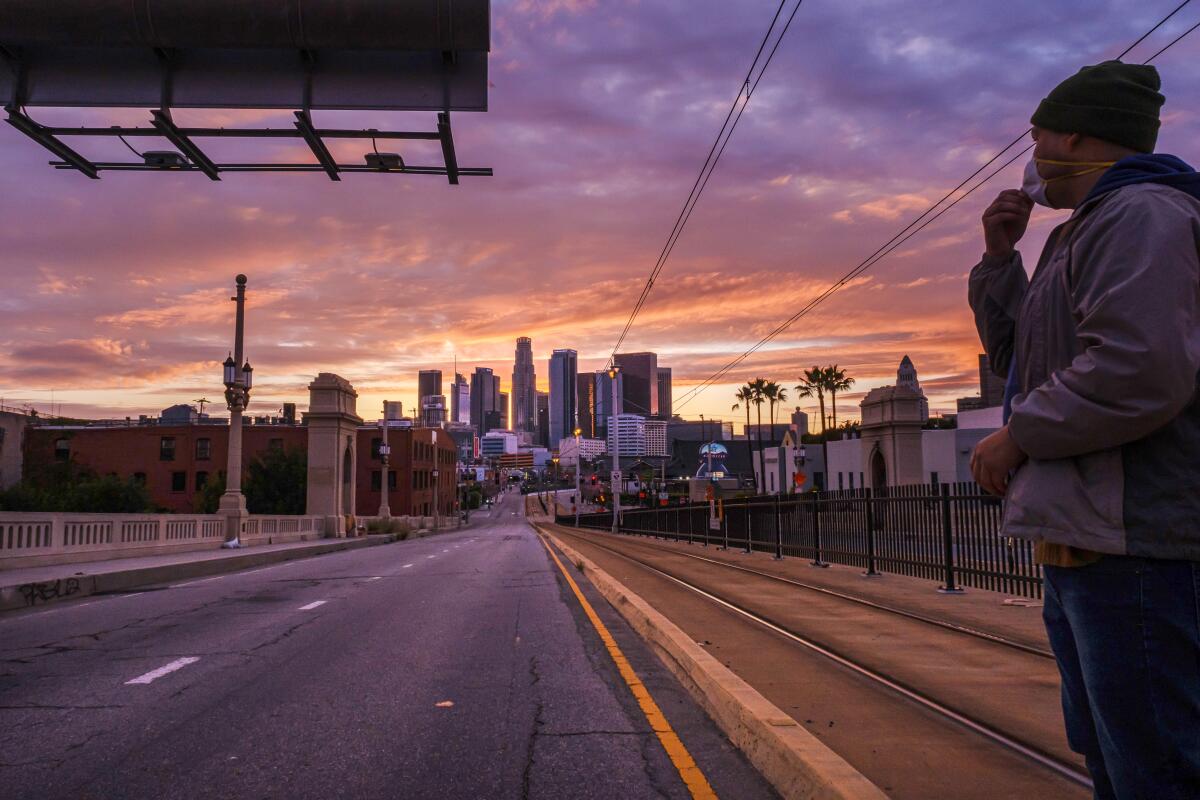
[
  {"xmin": 546, "ymin": 524, "xmax": 1091, "ymax": 794},
  {"xmin": 567, "ymin": 526, "xmax": 1053, "ymax": 659}
]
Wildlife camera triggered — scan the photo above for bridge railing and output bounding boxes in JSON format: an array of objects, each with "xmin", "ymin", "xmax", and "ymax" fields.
[
  {"xmin": 557, "ymin": 482, "xmax": 1042, "ymax": 599},
  {"xmin": 0, "ymin": 512, "xmax": 325, "ymax": 570}
]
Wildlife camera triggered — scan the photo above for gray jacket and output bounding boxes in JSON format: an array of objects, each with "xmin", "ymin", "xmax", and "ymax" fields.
[{"xmin": 969, "ymin": 183, "xmax": 1200, "ymax": 558}]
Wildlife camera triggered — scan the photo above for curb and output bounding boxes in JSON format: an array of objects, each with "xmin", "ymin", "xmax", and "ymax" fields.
[
  {"xmin": 0, "ymin": 535, "xmax": 395, "ymax": 613},
  {"xmin": 536, "ymin": 524, "xmax": 888, "ymax": 800}
]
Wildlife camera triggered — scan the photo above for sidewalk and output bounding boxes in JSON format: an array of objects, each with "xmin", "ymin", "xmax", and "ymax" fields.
[{"xmin": 1, "ymin": 535, "xmax": 397, "ymax": 613}]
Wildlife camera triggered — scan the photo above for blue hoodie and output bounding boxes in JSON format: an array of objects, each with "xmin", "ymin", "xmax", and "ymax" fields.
[{"xmin": 1003, "ymin": 153, "xmax": 1200, "ymax": 422}]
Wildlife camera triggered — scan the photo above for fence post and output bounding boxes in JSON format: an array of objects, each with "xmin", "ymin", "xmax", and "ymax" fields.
[
  {"xmin": 938, "ymin": 483, "xmax": 963, "ymax": 593},
  {"xmin": 721, "ymin": 508, "xmax": 729, "ymax": 551},
  {"xmin": 811, "ymin": 492, "xmax": 829, "ymax": 568},
  {"xmin": 744, "ymin": 503, "xmax": 753, "ymax": 554},
  {"xmin": 863, "ymin": 487, "xmax": 880, "ymax": 577},
  {"xmin": 773, "ymin": 494, "xmax": 783, "ymax": 560}
]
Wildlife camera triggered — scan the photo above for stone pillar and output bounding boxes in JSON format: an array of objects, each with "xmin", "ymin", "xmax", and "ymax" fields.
[
  {"xmin": 859, "ymin": 386, "xmax": 927, "ymax": 489},
  {"xmin": 305, "ymin": 374, "xmax": 363, "ymax": 537}
]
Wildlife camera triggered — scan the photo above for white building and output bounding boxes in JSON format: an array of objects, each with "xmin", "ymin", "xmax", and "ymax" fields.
[
  {"xmin": 557, "ymin": 436, "xmax": 607, "ymax": 467},
  {"xmin": 645, "ymin": 419, "xmax": 667, "ymax": 457},
  {"xmin": 606, "ymin": 413, "xmax": 646, "ymax": 457},
  {"xmin": 480, "ymin": 431, "xmax": 519, "ymax": 458}
]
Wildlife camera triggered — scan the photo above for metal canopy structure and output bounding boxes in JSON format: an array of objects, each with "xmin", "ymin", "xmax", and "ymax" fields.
[{"xmin": 0, "ymin": 0, "xmax": 491, "ymax": 183}]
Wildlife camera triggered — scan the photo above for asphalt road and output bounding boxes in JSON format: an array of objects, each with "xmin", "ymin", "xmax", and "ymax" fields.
[{"xmin": 0, "ymin": 489, "xmax": 776, "ymax": 800}]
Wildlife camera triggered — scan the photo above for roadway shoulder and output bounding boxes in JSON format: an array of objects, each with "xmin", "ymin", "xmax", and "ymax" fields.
[{"xmin": 533, "ymin": 522, "xmax": 888, "ymax": 800}]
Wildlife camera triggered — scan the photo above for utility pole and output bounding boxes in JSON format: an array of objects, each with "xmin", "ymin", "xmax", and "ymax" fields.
[
  {"xmin": 609, "ymin": 366, "xmax": 621, "ymax": 534},
  {"xmin": 574, "ymin": 427, "xmax": 582, "ymax": 527}
]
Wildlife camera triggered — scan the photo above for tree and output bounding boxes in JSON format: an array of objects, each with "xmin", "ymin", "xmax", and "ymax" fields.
[
  {"xmin": 731, "ymin": 385, "xmax": 755, "ymax": 491},
  {"xmin": 244, "ymin": 445, "xmax": 308, "ymax": 515},
  {"xmin": 193, "ymin": 447, "xmax": 307, "ymax": 515},
  {"xmin": 824, "ymin": 365, "xmax": 855, "ymax": 437},
  {"xmin": 796, "ymin": 367, "xmax": 827, "ymax": 438},
  {"xmin": 746, "ymin": 378, "xmax": 770, "ymax": 493}
]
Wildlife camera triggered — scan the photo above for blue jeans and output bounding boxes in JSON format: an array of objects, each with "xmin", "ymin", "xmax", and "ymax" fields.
[{"xmin": 1043, "ymin": 557, "xmax": 1200, "ymax": 799}]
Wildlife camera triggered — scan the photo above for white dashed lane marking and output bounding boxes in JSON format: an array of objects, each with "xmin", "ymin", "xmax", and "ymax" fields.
[
  {"xmin": 125, "ymin": 657, "xmax": 200, "ymax": 685},
  {"xmin": 403, "ymin": 564, "xmax": 414, "ymax": 569},
  {"xmin": 298, "ymin": 600, "xmax": 327, "ymax": 611}
]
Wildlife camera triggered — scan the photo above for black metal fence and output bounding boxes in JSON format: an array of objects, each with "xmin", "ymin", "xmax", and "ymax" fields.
[{"xmin": 558, "ymin": 483, "xmax": 1043, "ymax": 599}]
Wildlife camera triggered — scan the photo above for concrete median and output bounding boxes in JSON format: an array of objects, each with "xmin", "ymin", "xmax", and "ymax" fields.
[{"xmin": 535, "ymin": 523, "xmax": 888, "ymax": 800}]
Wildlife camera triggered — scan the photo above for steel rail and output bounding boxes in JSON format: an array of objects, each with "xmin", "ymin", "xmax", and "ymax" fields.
[{"xmin": 546, "ymin": 526, "xmax": 1092, "ymax": 790}]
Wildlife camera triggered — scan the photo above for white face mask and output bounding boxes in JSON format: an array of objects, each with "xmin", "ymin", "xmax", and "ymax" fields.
[
  {"xmin": 1021, "ymin": 156, "xmax": 1117, "ymax": 209},
  {"xmin": 1022, "ymin": 157, "xmax": 1053, "ymax": 207}
]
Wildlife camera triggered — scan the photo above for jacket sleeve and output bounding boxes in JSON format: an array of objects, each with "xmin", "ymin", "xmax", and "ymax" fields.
[
  {"xmin": 967, "ymin": 251, "xmax": 1028, "ymax": 378},
  {"xmin": 1008, "ymin": 193, "xmax": 1200, "ymax": 459}
]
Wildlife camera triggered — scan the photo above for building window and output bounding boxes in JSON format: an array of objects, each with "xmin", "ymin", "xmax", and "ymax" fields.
[
  {"xmin": 195, "ymin": 471, "xmax": 208, "ymax": 491},
  {"xmin": 849, "ymin": 472, "xmax": 855, "ymax": 490},
  {"xmin": 838, "ymin": 472, "xmax": 844, "ymax": 490},
  {"xmin": 371, "ymin": 437, "xmax": 382, "ymax": 460},
  {"xmin": 133, "ymin": 472, "xmax": 147, "ymax": 485},
  {"xmin": 269, "ymin": 438, "xmax": 283, "ymax": 451},
  {"xmin": 371, "ymin": 470, "xmax": 382, "ymax": 492},
  {"xmin": 196, "ymin": 438, "xmax": 212, "ymax": 460},
  {"xmin": 54, "ymin": 438, "xmax": 70, "ymax": 462},
  {"xmin": 160, "ymin": 437, "xmax": 176, "ymax": 461},
  {"xmin": 171, "ymin": 471, "xmax": 187, "ymax": 492},
  {"xmin": 930, "ymin": 471, "xmax": 940, "ymax": 487},
  {"xmin": 387, "ymin": 470, "xmax": 397, "ymax": 490}
]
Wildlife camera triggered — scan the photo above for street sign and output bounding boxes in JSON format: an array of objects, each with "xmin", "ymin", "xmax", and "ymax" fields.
[{"xmin": 611, "ymin": 470, "xmax": 622, "ymax": 483}]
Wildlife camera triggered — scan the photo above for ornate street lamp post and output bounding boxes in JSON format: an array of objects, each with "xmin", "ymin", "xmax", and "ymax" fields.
[
  {"xmin": 378, "ymin": 401, "xmax": 391, "ymax": 519},
  {"xmin": 219, "ymin": 274, "xmax": 252, "ymax": 547}
]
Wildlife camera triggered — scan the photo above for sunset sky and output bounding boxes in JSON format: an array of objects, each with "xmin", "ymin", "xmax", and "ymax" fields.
[{"xmin": 2, "ymin": 0, "xmax": 1198, "ymax": 429}]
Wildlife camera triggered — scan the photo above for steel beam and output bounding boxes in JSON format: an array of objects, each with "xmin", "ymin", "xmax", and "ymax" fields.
[
  {"xmin": 4, "ymin": 105, "xmax": 98, "ymax": 178},
  {"xmin": 150, "ymin": 109, "xmax": 220, "ymax": 180},
  {"xmin": 437, "ymin": 112, "xmax": 459, "ymax": 185},
  {"xmin": 293, "ymin": 110, "xmax": 339, "ymax": 181}
]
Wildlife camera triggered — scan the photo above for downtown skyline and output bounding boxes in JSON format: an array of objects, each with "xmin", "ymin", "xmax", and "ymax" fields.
[{"xmin": 1, "ymin": 0, "xmax": 1198, "ymax": 425}]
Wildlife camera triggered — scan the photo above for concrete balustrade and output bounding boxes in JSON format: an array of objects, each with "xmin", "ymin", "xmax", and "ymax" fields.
[{"xmin": 0, "ymin": 512, "xmax": 324, "ymax": 570}]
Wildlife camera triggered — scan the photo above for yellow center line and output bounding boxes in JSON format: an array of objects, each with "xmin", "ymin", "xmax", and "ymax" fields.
[{"xmin": 536, "ymin": 531, "xmax": 718, "ymax": 800}]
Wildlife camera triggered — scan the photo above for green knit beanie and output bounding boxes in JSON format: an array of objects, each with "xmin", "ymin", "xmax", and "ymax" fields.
[{"xmin": 1030, "ymin": 60, "xmax": 1164, "ymax": 153}]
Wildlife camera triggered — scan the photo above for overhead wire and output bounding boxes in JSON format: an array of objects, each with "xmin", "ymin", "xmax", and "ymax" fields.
[
  {"xmin": 608, "ymin": 0, "xmax": 804, "ymax": 365},
  {"xmin": 672, "ymin": 1, "xmax": 1199, "ymax": 410}
]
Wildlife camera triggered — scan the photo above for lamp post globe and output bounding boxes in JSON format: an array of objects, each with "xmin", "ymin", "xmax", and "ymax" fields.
[
  {"xmin": 223, "ymin": 354, "xmax": 237, "ymax": 388},
  {"xmin": 241, "ymin": 361, "xmax": 253, "ymax": 392}
]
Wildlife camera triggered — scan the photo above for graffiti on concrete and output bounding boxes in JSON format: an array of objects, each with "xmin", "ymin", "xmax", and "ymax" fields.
[{"xmin": 19, "ymin": 578, "xmax": 81, "ymax": 606}]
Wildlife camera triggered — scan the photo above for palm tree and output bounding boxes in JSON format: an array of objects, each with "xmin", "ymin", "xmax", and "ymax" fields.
[
  {"xmin": 749, "ymin": 378, "xmax": 769, "ymax": 493},
  {"xmin": 795, "ymin": 367, "xmax": 827, "ymax": 438},
  {"xmin": 732, "ymin": 385, "xmax": 755, "ymax": 490},
  {"xmin": 824, "ymin": 365, "xmax": 855, "ymax": 438}
]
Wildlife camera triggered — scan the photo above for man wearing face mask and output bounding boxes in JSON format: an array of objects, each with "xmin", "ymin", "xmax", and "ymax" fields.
[{"xmin": 968, "ymin": 61, "xmax": 1200, "ymax": 798}]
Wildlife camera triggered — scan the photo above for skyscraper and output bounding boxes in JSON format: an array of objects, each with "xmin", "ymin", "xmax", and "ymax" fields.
[
  {"xmin": 594, "ymin": 369, "xmax": 624, "ymax": 440},
  {"xmin": 656, "ymin": 367, "xmax": 672, "ymax": 419},
  {"xmin": 512, "ymin": 337, "xmax": 536, "ymax": 434},
  {"xmin": 470, "ymin": 367, "xmax": 499, "ymax": 439},
  {"xmin": 548, "ymin": 349, "xmax": 577, "ymax": 448},
  {"xmin": 576, "ymin": 373, "xmax": 595, "ymax": 438},
  {"xmin": 978, "ymin": 354, "xmax": 1006, "ymax": 408},
  {"xmin": 418, "ymin": 370, "xmax": 442, "ymax": 406},
  {"xmin": 614, "ymin": 352, "xmax": 658, "ymax": 417},
  {"xmin": 499, "ymin": 391, "xmax": 509, "ymax": 430},
  {"xmin": 451, "ymin": 373, "xmax": 470, "ymax": 424}
]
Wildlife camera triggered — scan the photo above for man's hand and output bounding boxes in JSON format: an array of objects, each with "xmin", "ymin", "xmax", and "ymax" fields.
[
  {"xmin": 970, "ymin": 425, "xmax": 1027, "ymax": 496},
  {"xmin": 982, "ymin": 190, "xmax": 1034, "ymax": 260}
]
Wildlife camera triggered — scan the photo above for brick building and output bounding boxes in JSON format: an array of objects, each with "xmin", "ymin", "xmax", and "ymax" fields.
[{"xmin": 24, "ymin": 421, "xmax": 456, "ymax": 518}]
